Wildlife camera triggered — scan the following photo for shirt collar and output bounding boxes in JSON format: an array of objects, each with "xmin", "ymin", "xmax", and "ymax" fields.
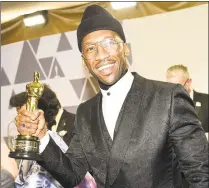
[
  {"xmin": 51, "ymin": 108, "xmax": 63, "ymax": 132},
  {"xmin": 100, "ymin": 70, "xmax": 134, "ymax": 97},
  {"xmin": 190, "ymin": 88, "xmax": 194, "ymax": 100}
]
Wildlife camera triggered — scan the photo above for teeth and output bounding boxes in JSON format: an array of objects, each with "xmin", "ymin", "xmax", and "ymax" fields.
[{"xmin": 98, "ymin": 64, "xmax": 114, "ymax": 71}]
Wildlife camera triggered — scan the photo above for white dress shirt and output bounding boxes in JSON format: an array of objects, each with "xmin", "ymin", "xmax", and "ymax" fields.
[
  {"xmin": 190, "ymin": 88, "xmax": 194, "ymax": 100},
  {"xmin": 40, "ymin": 71, "xmax": 134, "ymax": 152},
  {"xmin": 100, "ymin": 71, "xmax": 134, "ymax": 139}
]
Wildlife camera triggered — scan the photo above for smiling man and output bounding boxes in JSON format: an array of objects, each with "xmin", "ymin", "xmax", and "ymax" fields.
[{"xmin": 15, "ymin": 5, "xmax": 208, "ymax": 188}]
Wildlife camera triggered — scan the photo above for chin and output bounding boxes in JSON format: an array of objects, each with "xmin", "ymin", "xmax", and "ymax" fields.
[{"xmin": 103, "ymin": 79, "xmax": 117, "ymax": 85}]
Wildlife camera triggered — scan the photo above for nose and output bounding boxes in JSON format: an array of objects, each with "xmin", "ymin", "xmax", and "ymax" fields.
[{"xmin": 95, "ymin": 45, "xmax": 109, "ymax": 61}]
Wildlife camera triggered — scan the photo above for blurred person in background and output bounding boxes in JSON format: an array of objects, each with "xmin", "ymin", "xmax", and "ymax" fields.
[{"xmin": 166, "ymin": 64, "xmax": 208, "ymax": 138}]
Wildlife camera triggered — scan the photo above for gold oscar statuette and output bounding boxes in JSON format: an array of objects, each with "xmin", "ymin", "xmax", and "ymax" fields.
[{"xmin": 9, "ymin": 72, "xmax": 44, "ymax": 160}]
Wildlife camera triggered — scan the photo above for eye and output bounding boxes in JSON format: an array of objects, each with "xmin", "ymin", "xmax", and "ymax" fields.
[
  {"xmin": 84, "ymin": 45, "xmax": 96, "ymax": 53},
  {"xmin": 102, "ymin": 39, "xmax": 117, "ymax": 48}
]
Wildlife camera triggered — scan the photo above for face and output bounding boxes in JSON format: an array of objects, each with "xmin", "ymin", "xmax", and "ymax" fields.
[
  {"xmin": 166, "ymin": 69, "xmax": 192, "ymax": 93},
  {"xmin": 82, "ymin": 30, "xmax": 130, "ymax": 85}
]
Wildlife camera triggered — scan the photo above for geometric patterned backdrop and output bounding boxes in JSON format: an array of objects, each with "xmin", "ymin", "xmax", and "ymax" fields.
[
  {"xmin": 1, "ymin": 22, "xmax": 133, "ymax": 140},
  {"xmin": 1, "ymin": 4, "xmax": 208, "ymax": 141}
]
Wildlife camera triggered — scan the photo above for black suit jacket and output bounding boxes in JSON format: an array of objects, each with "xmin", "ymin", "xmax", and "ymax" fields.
[
  {"xmin": 56, "ymin": 109, "xmax": 75, "ymax": 146},
  {"xmin": 193, "ymin": 90, "xmax": 208, "ymax": 132},
  {"xmin": 39, "ymin": 73, "xmax": 208, "ymax": 188},
  {"xmin": 182, "ymin": 90, "xmax": 208, "ymax": 188}
]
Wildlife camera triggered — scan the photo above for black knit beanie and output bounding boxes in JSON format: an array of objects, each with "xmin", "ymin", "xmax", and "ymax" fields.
[{"xmin": 77, "ymin": 4, "xmax": 126, "ymax": 52}]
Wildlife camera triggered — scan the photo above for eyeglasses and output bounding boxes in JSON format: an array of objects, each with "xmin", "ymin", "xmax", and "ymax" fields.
[{"xmin": 82, "ymin": 38, "xmax": 123, "ymax": 60}]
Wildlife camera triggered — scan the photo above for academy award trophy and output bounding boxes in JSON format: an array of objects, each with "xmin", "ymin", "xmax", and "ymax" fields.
[{"xmin": 9, "ymin": 72, "xmax": 44, "ymax": 161}]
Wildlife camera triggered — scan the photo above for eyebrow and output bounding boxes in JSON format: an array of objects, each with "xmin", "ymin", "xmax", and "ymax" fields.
[{"xmin": 83, "ymin": 36, "xmax": 116, "ymax": 46}]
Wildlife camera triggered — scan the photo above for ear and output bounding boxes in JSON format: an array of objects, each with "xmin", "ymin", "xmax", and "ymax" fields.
[
  {"xmin": 82, "ymin": 57, "xmax": 88, "ymax": 69},
  {"xmin": 124, "ymin": 43, "xmax": 130, "ymax": 57},
  {"xmin": 188, "ymin": 78, "xmax": 192, "ymax": 87}
]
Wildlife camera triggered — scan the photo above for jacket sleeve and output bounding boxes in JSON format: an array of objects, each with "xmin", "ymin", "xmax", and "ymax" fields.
[
  {"xmin": 38, "ymin": 113, "xmax": 88, "ymax": 188},
  {"xmin": 169, "ymin": 85, "xmax": 208, "ymax": 187}
]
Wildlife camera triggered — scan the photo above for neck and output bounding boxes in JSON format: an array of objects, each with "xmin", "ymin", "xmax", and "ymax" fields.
[{"xmin": 99, "ymin": 69, "xmax": 128, "ymax": 90}]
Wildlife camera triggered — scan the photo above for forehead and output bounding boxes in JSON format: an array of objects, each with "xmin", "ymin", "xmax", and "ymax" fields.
[
  {"xmin": 167, "ymin": 69, "xmax": 185, "ymax": 77},
  {"xmin": 82, "ymin": 30, "xmax": 120, "ymax": 45},
  {"xmin": 166, "ymin": 70, "xmax": 186, "ymax": 83}
]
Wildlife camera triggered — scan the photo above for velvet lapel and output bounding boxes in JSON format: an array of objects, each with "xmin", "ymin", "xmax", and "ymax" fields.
[{"xmin": 107, "ymin": 74, "xmax": 146, "ymax": 186}]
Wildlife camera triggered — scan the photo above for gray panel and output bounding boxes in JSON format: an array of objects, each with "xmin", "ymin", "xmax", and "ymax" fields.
[
  {"xmin": 64, "ymin": 106, "xmax": 78, "ymax": 114},
  {"xmin": 70, "ymin": 78, "xmax": 85, "ymax": 99},
  {"xmin": 3, "ymin": 137, "xmax": 10, "ymax": 148},
  {"xmin": 127, "ymin": 43, "xmax": 133, "ymax": 65},
  {"xmin": 57, "ymin": 33, "xmax": 72, "ymax": 52},
  {"xmin": 82, "ymin": 79, "xmax": 97, "ymax": 101},
  {"xmin": 1, "ymin": 67, "xmax": 11, "ymax": 86},
  {"xmin": 89, "ymin": 77, "xmax": 100, "ymax": 93},
  {"xmin": 14, "ymin": 41, "xmax": 45, "ymax": 84},
  {"xmin": 39, "ymin": 57, "xmax": 53, "ymax": 78},
  {"xmin": 29, "ymin": 38, "xmax": 40, "ymax": 54},
  {"xmin": 50, "ymin": 58, "xmax": 65, "ymax": 78},
  {"xmin": 3, "ymin": 136, "xmax": 16, "ymax": 149}
]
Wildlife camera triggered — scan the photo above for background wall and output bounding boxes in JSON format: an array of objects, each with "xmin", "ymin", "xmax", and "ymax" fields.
[{"xmin": 1, "ymin": 4, "xmax": 208, "ymax": 141}]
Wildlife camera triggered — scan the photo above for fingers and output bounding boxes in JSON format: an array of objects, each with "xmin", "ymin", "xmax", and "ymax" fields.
[
  {"xmin": 17, "ymin": 123, "xmax": 37, "ymax": 136},
  {"xmin": 37, "ymin": 110, "xmax": 46, "ymax": 130},
  {"xmin": 18, "ymin": 105, "xmax": 40, "ymax": 121},
  {"xmin": 16, "ymin": 114, "xmax": 39, "ymax": 126},
  {"xmin": 16, "ymin": 108, "xmax": 47, "ymax": 138},
  {"xmin": 32, "ymin": 110, "xmax": 47, "ymax": 137}
]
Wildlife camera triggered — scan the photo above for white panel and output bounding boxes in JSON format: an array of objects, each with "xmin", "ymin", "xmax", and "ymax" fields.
[
  {"xmin": 124, "ymin": 4, "xmax": 208, "ymax": 93},
  {"xmin": 55, "ymin": 50, "xmax": 89, "ymax": 80},
  {"xmin": 44, "ymin": 78, "xmax": 80, "ymax": 106},
  {"xmin": 1, "ymin": 41, "xmax": 24, "ymax": 84},
  {"xmin": 1, "ymin": 86, "xmax": 17, "ymax": 138},
  {"xmin": 36, "ymin": 34, "xmax": 61, "ymax": 58}
]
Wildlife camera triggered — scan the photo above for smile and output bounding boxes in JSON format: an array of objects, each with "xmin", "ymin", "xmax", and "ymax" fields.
[{"xmin": 97, "ymin": 64, "xmax": 114, "ymax": 71}]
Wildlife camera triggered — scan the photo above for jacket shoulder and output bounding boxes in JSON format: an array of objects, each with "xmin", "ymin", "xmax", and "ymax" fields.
[
  {"xmin": 134, "ymin": 73, "xmax": 178, "ymax": 94},
  {"xmin": 77, "ymin": 93, "xmax": 100, "ymax": 113}
]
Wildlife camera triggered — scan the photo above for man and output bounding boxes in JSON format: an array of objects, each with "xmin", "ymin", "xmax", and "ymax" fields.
[
  {"xmin": 166, "ymin": 64, "xmax": 208, "ymax": 138},
  {"xmin": 15, "ymin": 5, "xmax": 208, "ymax": 188},
  {"xmin": 11, "ymin": 85, "xmax": 96, "ymax": 188}
]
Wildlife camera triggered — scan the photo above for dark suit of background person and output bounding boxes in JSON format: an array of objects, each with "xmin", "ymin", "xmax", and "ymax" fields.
[
  {"xmin": 193, "ymin": 90, "xmax": 208, "ymax": 133},
  {"xmin": 16, "ymin": 5, "xmax": 208, "ymax": 188}
]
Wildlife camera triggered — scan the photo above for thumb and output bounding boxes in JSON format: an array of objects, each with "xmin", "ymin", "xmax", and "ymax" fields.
[{"xmin": 37, "ymin": 109, "xmax": 46, "ymax": 130}]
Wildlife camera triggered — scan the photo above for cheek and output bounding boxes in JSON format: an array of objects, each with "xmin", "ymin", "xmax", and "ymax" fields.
[{"xmin": 85, "ymin": 61, "xmax": 94, "ymax": 70}]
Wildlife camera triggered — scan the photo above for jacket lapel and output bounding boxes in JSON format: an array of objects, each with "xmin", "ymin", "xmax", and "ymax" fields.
[
  {"xmin": 82, "ymin": 94, "xmax": 110, "ymax": 185},
  {"xmin": 107, "ymin": 74, "xmax": 146, "ymax": 186},
  {"xmin": 56, "ymin": 110, "xmax": 67, "ymax": 133}
]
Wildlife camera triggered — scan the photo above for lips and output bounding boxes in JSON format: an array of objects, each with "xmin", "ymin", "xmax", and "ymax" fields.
[
  {"xmin": 98, "ymin": 64, "xmax": 114, "ymax": 71},
  {"xmin": 96, "ymin": 63, "xmax": 115, "ymax": 76}
]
